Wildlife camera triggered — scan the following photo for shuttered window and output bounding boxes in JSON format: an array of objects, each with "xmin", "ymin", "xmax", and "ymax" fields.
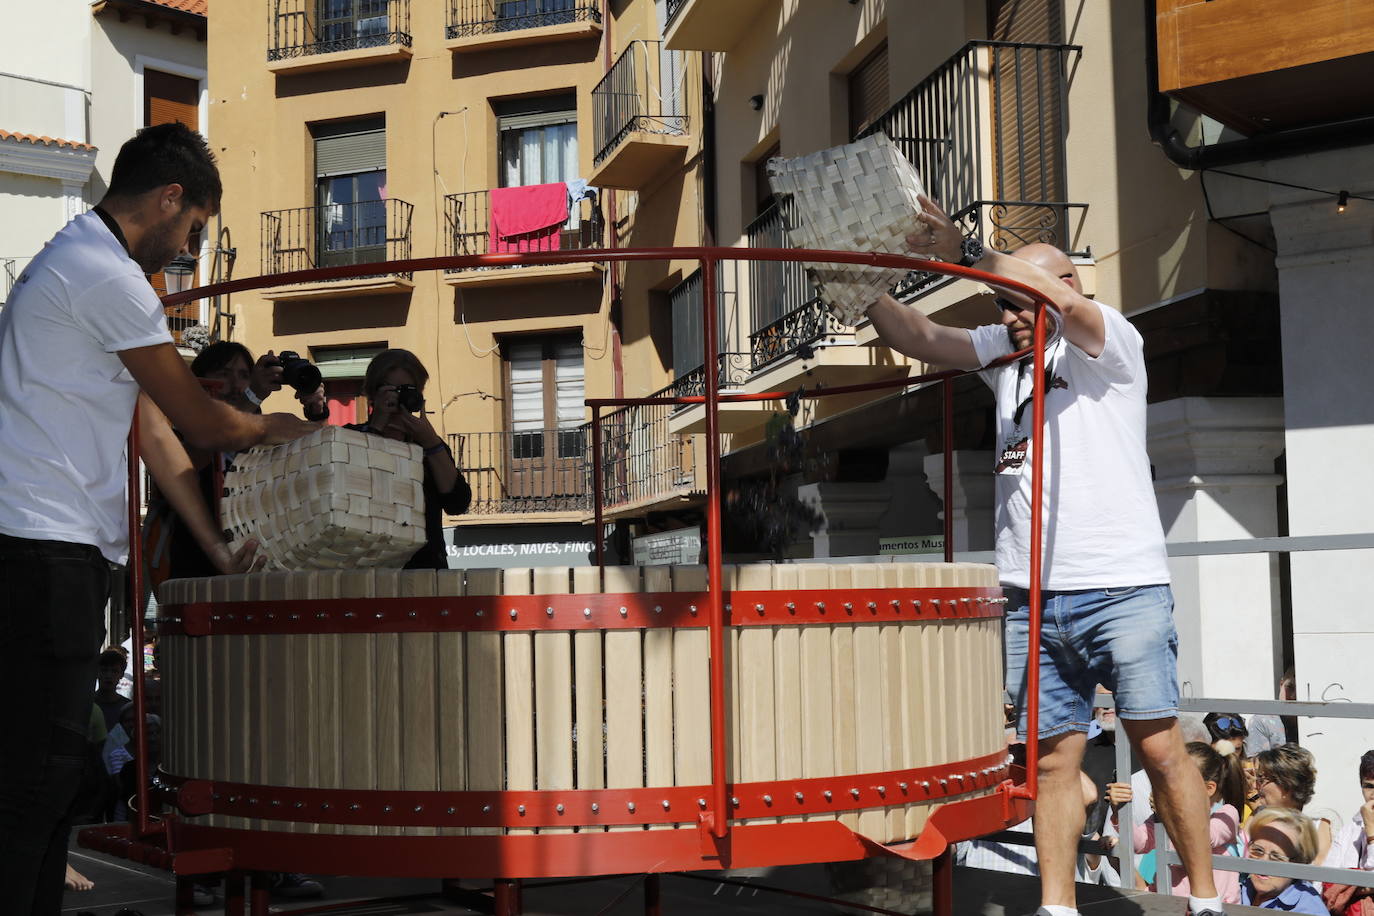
[
  {"xmin": 847, "ymin": 42, "xmax": 889, "ymax": 139},
  {"xmin": 314, "ymin": 117, "xmax": 387, "ymax": 177},
  {"xmin": 504, "ymin": 335, "xmax": 585, "ymax": 460},
  {"xmin": 144, "ymin": 69, "xmax": 200, "ymax": 303}
]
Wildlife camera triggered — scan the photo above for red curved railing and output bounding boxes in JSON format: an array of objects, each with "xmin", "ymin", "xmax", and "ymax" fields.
[{"xmin": 118, "ymin": 246, "xmax": 1058, "ymax": 890}]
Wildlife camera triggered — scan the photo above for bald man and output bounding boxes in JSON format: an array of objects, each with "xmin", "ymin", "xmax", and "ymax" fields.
[{"xmin": 865, "ymin": 197, "xmax": 1219, "ymax": 916}]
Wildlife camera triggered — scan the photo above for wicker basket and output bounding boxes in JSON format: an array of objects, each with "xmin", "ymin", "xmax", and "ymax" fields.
[
  {"xmin": 221, "ymin": 426, "xmax": 427, "ymax": 570},
  {"xmin": 766, "ymin": 133, "xmax": 933, "ymax": 326}
]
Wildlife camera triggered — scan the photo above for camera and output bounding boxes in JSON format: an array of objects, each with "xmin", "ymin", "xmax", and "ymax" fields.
[
  {"xmin": 273, "ymin": 350, "xmax": 322, "ymax": 396},
  {"xmin": 393, "ymin": 383, "xmax": 424, "ymax": 413}
]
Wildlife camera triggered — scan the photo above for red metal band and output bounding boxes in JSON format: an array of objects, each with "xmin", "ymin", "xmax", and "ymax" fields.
[
  {"xmin": 157, "ymin": 749, "xmax": 1010, "ymax": 828},
  {"xmin": 157, "ymin": 587, "xmax": 1005, "ymax": 636}
]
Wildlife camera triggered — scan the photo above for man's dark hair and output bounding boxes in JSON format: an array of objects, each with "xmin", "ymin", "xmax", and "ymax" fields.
[
  {"xmin": 107, "ymin": 122, "xmax": 222, "ymax": 211},
  {"xmin": 191, "ymin": 341, "xmax": 253, "ymax": 378},
  {"xmin": 1360, "ymin": 749, "xmax": 1374, "ymax": 782},
  {"xmin": 99, "ymin": 648, "xmax": 125, "ymax": 669}
]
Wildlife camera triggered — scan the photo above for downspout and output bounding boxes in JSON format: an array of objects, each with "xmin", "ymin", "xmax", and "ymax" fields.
[
  {"xmin": 1144, "ymin": 0, "xmax": 1374, "ymax": 170},
  {"xmin": 701, "ymin": 52, "xmax": 717, "ymax": 247},
  {"xmin": 603, "ymin": 0, "xmax": 624, "ymax": 400}
]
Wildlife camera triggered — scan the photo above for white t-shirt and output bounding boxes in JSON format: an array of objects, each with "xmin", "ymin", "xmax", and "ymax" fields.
[
  {"xmin": 0, "ymin": 211, "xmax": 172, "ymax": 564},
  {"xmin": 967, "ymin": 301, "xmax": 1169, "ymax": 590}
]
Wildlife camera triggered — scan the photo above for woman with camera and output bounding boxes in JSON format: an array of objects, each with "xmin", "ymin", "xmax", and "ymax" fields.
[{"xmin": 348, "ymin": 349, "xmax": 471, "ymax": 570}]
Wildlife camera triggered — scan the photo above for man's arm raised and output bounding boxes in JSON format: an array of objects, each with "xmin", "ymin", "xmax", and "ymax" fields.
[
  {"xmin": 865, "ymin": 293, "xmax": 981, "ymax": 369},
  {"xmin": 120, "ymin": 342, "xmax": 319, "ymax": 451}
]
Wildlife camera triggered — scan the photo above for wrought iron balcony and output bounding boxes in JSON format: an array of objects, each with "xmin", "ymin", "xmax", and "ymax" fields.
[
  {"xmin": 858, "ymin": 40, "xmax": 1086, "ymax": 301},
  {"xmin": 260, "ymin": 199, "xmax": 414, "ymax": 280},
  {"xmin": 444, "ymin": 188, "xmax": 603, "ymax": 267},
  {"xmin": 665, "ymin": 0, "xmax": 686, "ymax": 26},
  {"xmin": 596, "ymin": 387, "xmax": 702, "ymax": 514},
  {"xmin": 268, "ymin": 0, "xmax": 411, "ymax": 62},
  {"xmin": 449, "ymin": 428, "xmax": 590, "ymax": 516},
  {"xmin": 668, "ymin": 266, "xmax": 749, "ymax": 394},
  {"xmin": 743, "ymin": 199, "xmax": 836, "ymax": 371},
  {"xmin": 592, "ymin": 40, "xmax": 692, "ymax": 184},
  {"xmin": 447, "ymin": 0, "xmax": 600, "ymax": 39}
]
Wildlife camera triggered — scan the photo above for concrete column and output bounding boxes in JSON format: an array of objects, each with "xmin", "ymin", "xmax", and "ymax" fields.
[
  {"xmin": 1147, "ymin": 397, "xmax": 1285, "ymax": 702},
  {"xmin": 795, "ymin": 480, "xmax": 892, "ymax": 559},
  {"xmin": 1267, "ymin": 161, "xmax": 1374, "ymax": 815},
  {"xmin": 922, "ymin": 449, "xmax": 995, "ymax": 553}
]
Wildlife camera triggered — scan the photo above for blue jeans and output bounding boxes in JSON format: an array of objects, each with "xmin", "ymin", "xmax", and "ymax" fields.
[
  {"xmin": 1003, "ymin": 584, "xmax": 1178, "ymax": 740},
  {"xmin": 0, "ymin": 534, "xmax": 110, "ymax": 916}
]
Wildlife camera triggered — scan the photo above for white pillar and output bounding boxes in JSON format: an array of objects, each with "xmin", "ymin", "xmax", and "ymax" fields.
[
  {"xmin": 922, "ymin": 450, "xmax": 995, "ymax": 552},
  {"xmin": 1148, "ymin": 397, "xmax": 1284, "ymax": 701},
  {"xmin": 795, "ymin": 480, "xmax": 892, "ymax": 559}
]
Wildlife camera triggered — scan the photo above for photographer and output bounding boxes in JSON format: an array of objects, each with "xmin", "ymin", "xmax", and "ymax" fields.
[{"xmin": 347, "ymin": 349, "xmax": 470, "ymax": 569}]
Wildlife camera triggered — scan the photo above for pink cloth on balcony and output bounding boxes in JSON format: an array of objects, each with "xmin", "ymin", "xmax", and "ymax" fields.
[{"xmin": 489, "ymin": 182, "xmax": 568, "ymax": 254}]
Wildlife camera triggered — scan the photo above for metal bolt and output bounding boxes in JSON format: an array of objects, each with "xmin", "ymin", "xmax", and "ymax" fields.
[
  {"xmin": 698, "ymin": 798, "xmax": 707, "ymax": 808},
  {"xmin": 877, "ymin": 786, "xmax": 886, "ymax": 795},
  {"xmin": 414, "ymin": 805, "xmax": 423, "ymax": 812},
  {"xmin": 294, "ymin": 802, "xmax": 303, "ymax": 809},
  {"xmin": 482, "ymin": 805, "xmax": 492, "ymax": 814},
  {"xmin": 891, "ymin": 599, "xmax": 900, "ymax": 608},
  {"xmin": 627, "ymin": 802, "xmax": 636, "ymax": 813},
  {"xmin": 476, "ymin": 609, "xmax": 485, "ymax": 617},
  {"xmin": 349, "ymin": 803, "xmax": 360, "ymax": 811},
  {"xmin": 786, "ymin": 602, "xmax": 795, "ymax": 612},
  {"xmin": 730, "ymin": 797, "xmax": 740, "ymax": 807},
  {"xmin": 868, "ymin": 601, "xmax": 877, "ymax": 610},
  {"xmin": 556, "ymin": 804, "xmax": 565, "ymax": 814},
  {"xmin": 228, "ymin": 795, "xmax": 238, "ymax": 803},
  {"xmin": 961, "ymin": 597, "xmax": 970, "ymax": 604},
  {"xmin": 939, "ymin": 779, "xmax": 948, "ymax": 787},
  {"xmin": 546, "ymin": 606, "xmax": 555, "ymax": 617},
  {"xmin": 321, "ymin": 802, "xmax": 330, "ymax": 810},
  {"xmin": 249, "ymin": 797, "xmax": 259, "ymax": 805},
  {"xmin": 689, "ymin": 605, "xmax": 698, "ymax": 615},
  {"xmin": 850, "ymin": 788, "xmax": 860, "ymax": 799},
  {"xmin": 620, "ymin": 606, "xmax": 628, "ymax": 617},
  {"xmin": 794, "ymin": 792, "xmax": 804, "ymax": 802},
  {"xmin": 591, "ymin": 803, "xmax": 600, "ymax": 813},
  {"xmin": 383, "ymin": 805, "xmax": 392, "ymax": 812},
  {"xmin": 816, "ymin": 601, "xmax": 825, "ymax": 611},
  {"xmin": 271, "ymin": 800, "xmax": 281, "ymax": 807},
  {"xmin": 725, "ymin": 604, "xmax": 732, "ymax": 612},
  {"xmin": 662, "ymin": 799, "xmax": 670, "ymax": 810},
  {"xmin": 921, "ymin": 781, "xmax": 930, "ymax": 789},
  {"xmin": 823, "ymin": 789, "xmax": 834, "ymax": 801},
  {"xmin": 447, "ymin": 807, "xmax": 456, "ymax": 815},
  {"xmin": 510, "ymin": 609, "xmax": 517, "ymax": 620},
  {"xmin": 654, "ymin": 605, "xmax": 662, "ymax": 613},
  {"xmin": 440, "ymin": 609, "xmax": 450, "ymax": 617},
  {"xmin": 267, "ymin": 613, "xmax": 276, "ymax": 620},
  {"xmin": 755, "ymin": 603, "xmax": 765, "ymax": 613},
  {"xmin": 843, "ymin": 602, "xmax": 852, "ymax": 611},
  {"xmin": 345, "ymin": 611, "xmax": 355, "ymax": 618},
  {"xmin": 912, "ymin": 599, "xmax": 921, "ymax": 608},
  {"xmin": 762, "ymin": 794, "xmax": 773, "ymax": 805},
  {"xmin": 583, "ymin": 607, "xmax": 592, "ymax": 618},
  {"xmin": 408, "ymin": 611, "xmax": 417, "ymax": 619},
  {"xmin": 375, "ymin": 612, "xmax": 384, "ymax": 619},
  {"xmin": 518, "ymin": 805, "xmax": 526, "ymax": 815},
  {"xmin": 899, "ymin": 782, "xmax": 908, "ymax": 792},
  {"xmin": 316, "ymin": 612, "xmax": 326, "ymax": 619}
]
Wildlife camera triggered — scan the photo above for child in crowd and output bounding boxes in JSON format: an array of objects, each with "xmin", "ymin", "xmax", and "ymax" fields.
[
  {"xmin": 1321, "ymin": 749, "xmax": 1374, "ymax": 916},
  {"xmin": 1240, "ymin": 807, "xmax": 1326, "ymax": 914},
  {"xmin": 1133, "ymin": 741, "xmax": 1244, "ymax": 902}
]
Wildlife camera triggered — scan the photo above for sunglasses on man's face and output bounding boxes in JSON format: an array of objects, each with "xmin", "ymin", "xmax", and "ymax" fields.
[{"xmin": 996, "ymin": 298, "xmax": 1028, "ymax": 314}]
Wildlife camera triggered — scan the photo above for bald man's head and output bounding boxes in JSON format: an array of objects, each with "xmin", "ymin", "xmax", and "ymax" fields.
[{"xmin": 1012, "ymin": 243, "xmax": 1082, "ymax": 295}]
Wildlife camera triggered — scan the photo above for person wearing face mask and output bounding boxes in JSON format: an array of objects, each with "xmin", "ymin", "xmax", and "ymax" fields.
[{"xmin": 346, "ymin": 349, "xmax": 471, "ymax": 570}]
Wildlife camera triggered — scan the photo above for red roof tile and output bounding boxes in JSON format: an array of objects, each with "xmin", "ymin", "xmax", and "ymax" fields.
[
  {"xmin": 140, "ymin": 0, "xmax": 208, "ymax": 16},
  {"xmin": 0, "ymin": 130, "xmax": 97, "ymax": 152}
]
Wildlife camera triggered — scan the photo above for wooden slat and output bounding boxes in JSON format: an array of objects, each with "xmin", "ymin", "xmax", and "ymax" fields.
[
  {"xmin": 899, "ymin": 563, "xmax": 933, "ymax": 839},
  {"xmin": 502, "ymin": 568, "xmax": 535, "ymax": 836},
  {"xmin": 734, "ymin": 563, "xmax": 776, "ymax": 827},
  {"xmin": 642, "ymin": 566, "xmax": 675, "ymax": 830},
  {"xmin": 602, "ymin": 565, "xmax": 643, "ymax": 833},
  {"xmin": 337, "ymin": 569, "xmax": 376, "ymax": 836},
  {"xmin": 670, "ymin": 565, "xmax": 710, "ymax": 793},
  {"xmin": 796, "ymin": 564, "xmax": 835, "ymax": 824},
  {"xmin": 223, "ymin": 575, "xmax": 252, "ymax": 831},
  {"xmin": 436, "ymin": 568, "xmax": 467, "ymax": 837},
  {"xmin": 259, "ymin": 571, "xmax": 293, "ymax": 834},
  {"xmin": 571, "ymin": 567, "xmax": 606, "ymax": 806},
  {"xmin": 849, "ymin": 565, "xmax": 885, "ymax": 839},
  {"xmin": 877, "ymin": 564, "xmax": 907, "ymax": 842},
  {"xmin": 193, "ymin": 578, "xmax": 216, "ymax": 823},
  {"xmin": 313, "ymin": 571, "xmax": 343, "ymax": 835},
  {"xmin": 770, "ymin": 565, "xmax": 804, "ymax": 827},
  {"xmin": 464, "ymin": 569, "xmax": 505, "ymax": 837},
  {"xmin": 400, "ymin": 569, "xmax": 439, "ymax": 837},
  {"xmin": 532, "ymin": 567, "xmax": 574, "ymax": 835},
  {"xmin": 827, "ymin": 565, "xmax": 858, "ymax": 831},
  {"xmin": 288, "ymin": 571, "xmax": 319, "ymax": 834}
]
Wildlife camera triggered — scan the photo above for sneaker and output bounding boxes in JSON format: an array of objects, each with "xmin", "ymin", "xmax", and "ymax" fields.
[{"xmin": 271, "ymin": 872, "xmax": 324, "ymax": 899}]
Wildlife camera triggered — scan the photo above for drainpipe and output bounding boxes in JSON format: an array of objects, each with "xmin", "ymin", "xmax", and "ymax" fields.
[
  {"xmin": 603, "ymin": 0, "xmax": 624, "ymax": 400},
  {"xmin": 1144, "ymin": 0, "xmax": 1374, "ymax": 170}
]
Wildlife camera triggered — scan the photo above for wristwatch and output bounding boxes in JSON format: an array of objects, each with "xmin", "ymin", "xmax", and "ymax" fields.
[{"xmin": 956, "ymin": 236, "xmax": 986, "ymax": 267}]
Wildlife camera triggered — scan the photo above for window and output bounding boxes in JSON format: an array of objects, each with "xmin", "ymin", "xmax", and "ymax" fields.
[
  {"xmin": 313, "ymin": 117, "xmax": 386, "ymax": 267},
  {"xmin": 847, "ymin": 41, "xmax": 889, "ymax": 138},
  {"xmin": 144, "ymin": 69, "xmax": 200, "ymax": 308},
  {"xmin": 495, "ymin": 94, "xmax": 578, "ymax": 188},
  {"xmin": 319, "ymin": 0, "xmax": 390, "ymax": 49},
  {"xmin": 495, "ymin": 0, "xmax": 577, "ymax": 31},
  {"xmin": 504, "ymin": 335, "xmax": 585, "ymax": 460},
  {"xmin": 311, "ymin": 344, "xmax": 384, "ymax": 425}
]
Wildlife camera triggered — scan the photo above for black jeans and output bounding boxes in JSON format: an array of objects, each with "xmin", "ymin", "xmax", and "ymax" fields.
[{"xmin": 0, "ymin": 534, "xmax": 110, "ymax": 916}]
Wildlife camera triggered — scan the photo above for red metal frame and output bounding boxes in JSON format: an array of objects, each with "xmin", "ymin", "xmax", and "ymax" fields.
[{"xmin": 105, "ymin": 247, "xmax": 1060, "ymax": 915}]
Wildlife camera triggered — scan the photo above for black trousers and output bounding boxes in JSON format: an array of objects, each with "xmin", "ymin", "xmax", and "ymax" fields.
[{"xmin": 0, "ymin": 534, "xmax": 110, "ymax": 916}]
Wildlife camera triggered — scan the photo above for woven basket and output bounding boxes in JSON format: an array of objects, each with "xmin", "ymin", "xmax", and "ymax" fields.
[
  {"xmin": 221, "ymin": 426, "xmax": 427, "ymax": 570},
  {"xmin": 766, "ymin": 133, "xmax": 932, "ymax": 326}
]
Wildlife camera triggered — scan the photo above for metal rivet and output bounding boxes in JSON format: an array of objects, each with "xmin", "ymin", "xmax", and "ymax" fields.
[
  {"xmin": 823, "ymin": 790, "xmax": 833, "ymax": 801},
  {"xmin": 724, "ymin": 604, "xmax": 731, "ymax": 612},
  {"xmin": 321, "ymin": 803, "xmax": 330, "ymax": 810},
  {"xmin": 414, "ymin": 805, "xmax": 423, "ymax": 812},
  {"xmin": 509, "ymin": 609, "xmax": 517, "ymax": 620},
  {"xmin": 447, "ymin": 807, "xmax": 456, "ymax": 815},
  {"xmin": 877, "ymin": 786, "xmax": 886, "ymax": 795},
  {"xmin": 271, "ymin": 800, "xmax": 281, "ymax": 807},
  {"xmin": 619, "ymin": 606, "xmax": 628, "ymax": 617},
  {"xmin": 939, "ymin": 779, "xmax": 948, "ymax": 787},
  {"xmin": 794, "ymin": 792, "xmax": 804, "ymax": 802},
  {"xmin": 383, "ymin": 805, "xmax": 392, "ymax": 812},
  {"xmin": 476, "ymin": 609, "xmax": 485, "ymax": 617},
  {"xmin": 518, "ymin": 805, "xmax": 526, "ymax": 815},
  {"xmin": 344, "ymin": 611, "xmax": 355, "ymax": 618},
  {"xmin": 654, "ymin": 605, "xmax": 662, "ymax": 613},
  {"xmin": 730, "ymin": 797, "xmax": 740, "ymax": 807},
  {"xmin": 591, "ymin": 803, "xmax": 600, "ymax": 813},
  {"xmin": 867, "ymin": 601, "xmax": 877, "ymax": 610},
  {"xmin": 375, "ymin": 612, "xmax": 384, "ymax": 619},
  {"xmin": 921, "ymin": 781, "xmax": 930, "ymax": 789},
  {"xmin": 961, "ymin": 597, "xmax": 970, "ymax": 604},
  {"xmin": 267, "ymin": 613, "xmax": 276, "ymax": 620},
  {"xmin": 850, "ymin": 788, "xmax": 860, "ymax": 799},
  {"xmin": 816, "ymin": 602, "xmax": 825, "ymax": 611},
  {"xmin": 697, "ymin": 798, "xmax": 707, "ymax": 808},
  {"xmin": 249, "ymin": 797, "xmax": 258, "ymax": 805},
  {"xmin": 762, "ymin": 795, "xmax": 772, "ymax": 805},
  {"xmin": 689, "ymin": 605, "xmax": 698, "ymax": 615},
  {"xmin": 556, "ymin": 804, "xmax": 565, "ymax": 814},
  {"xmin": 662, "ymin": 799, "xmax": 670, "ymax": 810},
  {"xmin": 899, "ymin": 782, "xmax": 908, "ymax": 792},
  {"xmin": 408, "ymin": 610, "xmax": 417, "ymax": 618},
  {"xmin": 440, "ymin": 609, "xmax": 450, "ymax": 616},
  {"xmin": 294, "ymin": 801, "xmax": 303, "ymax": 809},
  {"xmin": 843, "ymin": 602, "xmax": 852, "ymax": 611},
  {"xmin": 627, "ymin": 802, "xmax": 636, "ymax": 813},
  {"xmin": 786, "ymin": 602, "xmax": 795, "ymax": 612},
  {"xmin": 349, "ymin": 803, "xmax": 360, "ymax": 811},
  {"xmin": 912, "ymin": 599, "xmax": 921, "ymax": 608},
  {"xmin": 891, "ymin": 599, "xmax": 900, "ymax": 608},
  {"xmin": 482, "ymin": 805, "xmax": 492, "ymax": 814},
  {"xmin": 228, "ymin": 795, "xmax": 237, "ymax": 803},
  {"xmin": 583, "ymin": 607, "xmax": 591, "ymax": 618},
  {"xmin": 546, "ymin": 606, "xmax": 555, "ymax": 617},
  {"xmin": 755, "ymin": 603, "xmax": 765, "ymax": 613}
]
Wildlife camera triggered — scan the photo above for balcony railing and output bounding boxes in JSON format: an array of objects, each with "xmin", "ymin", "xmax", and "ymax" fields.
[
  {"xmin": 664, "ymin": 0, "xmax": 687, "ymax": 27},
  {"xmin": 449, "ymin": 428, "xmax": 590, "ymax": 515},
  {"xmin": 268, "ymin": 0, "xmax": 411, "ymax": 61},
  {"xmin": 859, "ymin": 40, "xmax": 1085, "ymax": 301},
  {"xmin": 447, "ymin": 0, "xmax": 600, "ymax": 39},
  {"xmin": 597, "ymin": 387, "xmax": 699, "ymax": 513},
  {"xmin": 593, "ymin": 40, "xmax": 691, "ymax": 165},
  {"xmin": 668, "ymin": 266, "xmax": 748, "ymax": 393},
  {"xmin": 744, "ymin": 198, "xmax": 835, "ymax": 371},
  {"xmin": 444, "ymin": 188, "xmax": 602, "ymax": 269},
  {"xmin": 261, "ymin": 199, "xmax": 414, "ymax": 280}
]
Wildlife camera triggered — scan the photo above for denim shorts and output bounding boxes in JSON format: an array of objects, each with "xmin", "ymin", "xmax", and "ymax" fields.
[{"xmin": 1003, "ymin": 584, "xmax": 1178, "ymax": 740}]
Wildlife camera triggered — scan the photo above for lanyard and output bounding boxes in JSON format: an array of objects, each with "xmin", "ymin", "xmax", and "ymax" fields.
[
  {"xmin": 92, "ymin": 205, "xmax": 131, "ymax": 256},
  {"xmin": 1011, "ymin": 346, "xmax": 1059, "ymax": 430}
]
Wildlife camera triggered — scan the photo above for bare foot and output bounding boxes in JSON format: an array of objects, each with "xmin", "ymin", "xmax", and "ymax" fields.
[{"xmin": 65, "ymin": 863, "xmax": 94, "ymax": 892}]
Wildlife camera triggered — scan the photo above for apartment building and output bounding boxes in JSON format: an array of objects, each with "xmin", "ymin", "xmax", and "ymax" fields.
[
  {"xmin": 1, "ymin": 0, "xmax": 207, "ymax": 324},
  {"xmin": 210, "ymin": 0, "xmax": 706, "ymax": 566}
]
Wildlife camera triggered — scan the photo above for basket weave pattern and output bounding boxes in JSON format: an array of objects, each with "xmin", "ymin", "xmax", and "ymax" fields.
[
  {"xmin": 221, "ymin": 426, "xmax": 426, "ymax": 570},
  {"xmin": 766, "ymin": 133, "xmax": 932, "ymax": 326}
]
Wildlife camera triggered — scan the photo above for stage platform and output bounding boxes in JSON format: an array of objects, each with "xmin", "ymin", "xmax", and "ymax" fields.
[{"xmin": 59, "ymin": 845, "xmax": 1271, "ymax": 916}]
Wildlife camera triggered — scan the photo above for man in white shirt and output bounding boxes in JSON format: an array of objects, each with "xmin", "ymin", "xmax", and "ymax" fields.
[
  {"xmin": 865, "ymin": 195, "xmax": 1219, "ymax": 916},
  {"xmin": 0, "ymin": 122, "xmax": 316, "ymax": 915}
]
